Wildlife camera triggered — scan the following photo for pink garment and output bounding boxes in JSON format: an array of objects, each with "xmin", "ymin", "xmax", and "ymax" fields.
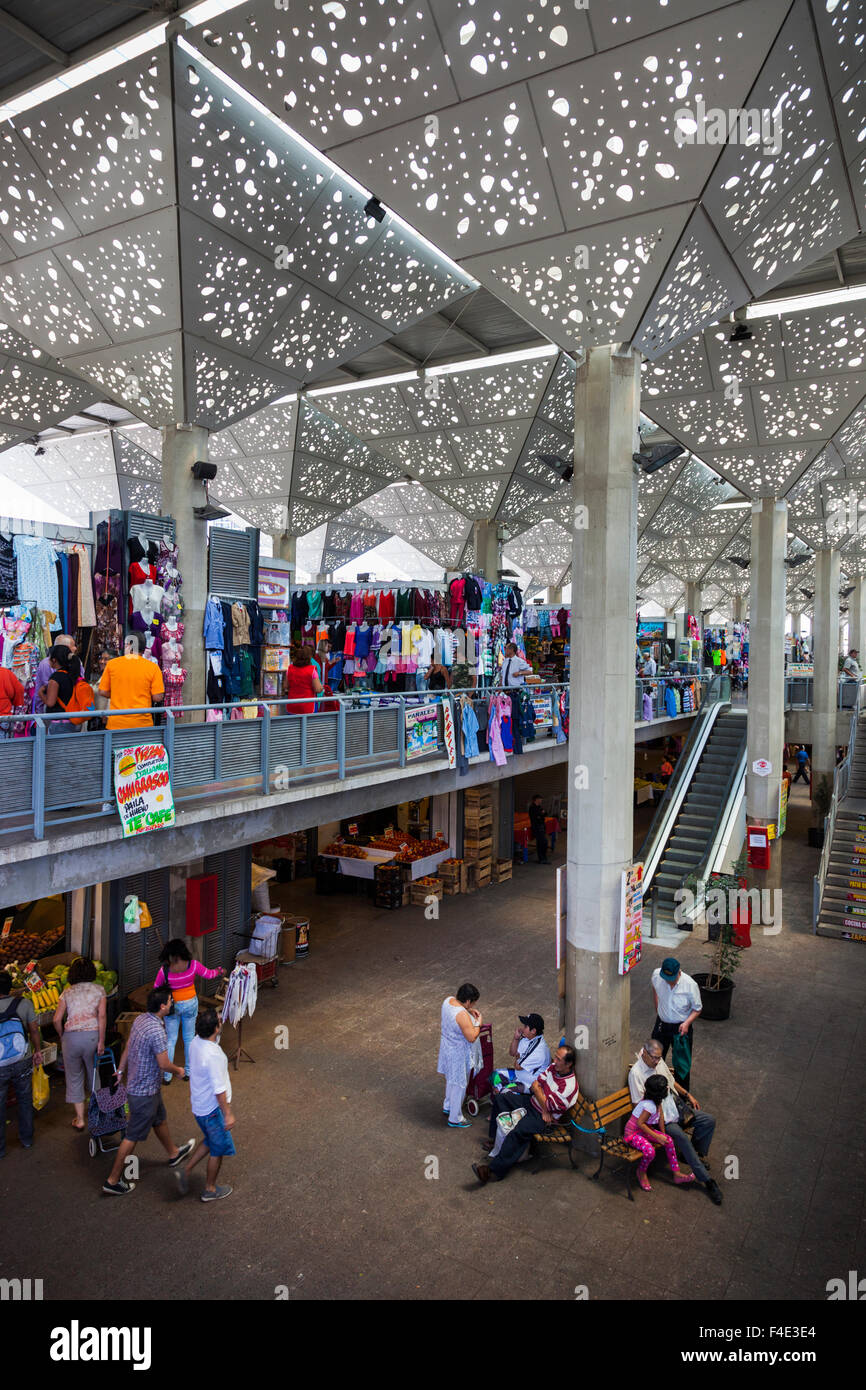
[
  {"xmin": 349, "ymin": 592, "xmax": 365, "ymax": 623},
  {"xmin": 487, "ymin": 697, "xmax": 507, "ymax": 767}
]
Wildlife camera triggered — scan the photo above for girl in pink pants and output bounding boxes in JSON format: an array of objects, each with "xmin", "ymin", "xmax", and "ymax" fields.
[{"xmin": 624, "ymin": 1074, "xmax": 696, "ymax": 1192}]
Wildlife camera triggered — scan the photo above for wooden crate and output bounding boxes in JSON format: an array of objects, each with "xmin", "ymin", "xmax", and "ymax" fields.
[
  {"xmin": 410, "ymin": 879, "xmax": 443, "ymax": 905},
  {"xmin": 460, "ymin": 863, "xmax": 478, "ymax": 894},
  {"xmin": 494, "ymin": 858, "xmax": 513, "ymax": 883}
]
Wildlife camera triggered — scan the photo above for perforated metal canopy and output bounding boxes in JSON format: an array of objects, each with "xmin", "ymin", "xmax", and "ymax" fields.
[
  {"xmin": 185, "ymin": 0, "xmax": 865, "ymax": 360},
  {"xmin": 0, "ymin": 34, "xmax": 475, "ymax": 433}
]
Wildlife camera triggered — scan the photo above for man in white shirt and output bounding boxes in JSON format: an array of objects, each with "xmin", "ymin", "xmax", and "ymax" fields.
[
  {"xmin": 642, "ymin": 654, "xmax": 657, "ymax": 678},
  {"xmin": 628, "ymin": 1040, "xmax": 722, "ymax": 1205},
  {"xmin": 651, "ymin": 957, "xmax": 702, "ymax": 1091},
  {"xmin": 176, "ymin": 1007, "xmax": 236, "ymax": 1202},
  {"xmin": 843, "ymin": 649, "xmax": 861, "ymax": 681},
  {"xmin": 501, "ymin": 642, "xmax": 533, "ymax": 688},
  {"xmin": 473, "ymin": 1046, "xmax": 579, "ymax": 1183},
  {"xmin": 483, "ymin": 1013, "xmax": 551, "ymax": 1150}
]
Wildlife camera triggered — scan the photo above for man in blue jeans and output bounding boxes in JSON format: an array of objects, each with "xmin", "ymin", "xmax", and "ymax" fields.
[
  {"xmin": 629, "ymin": 1040, "xmax": 723, "ymax": 1205},
  {"xmin": 0, "ymin": 970, "xmax": 44, "ymax": 1157},
  {"xmin": 177, "ymin": 1007, "xmax": 236, "ymax": 1202},
  {"xmin": 472, "ymin": 1045, "xmax": 579, "ymax": 1183}
]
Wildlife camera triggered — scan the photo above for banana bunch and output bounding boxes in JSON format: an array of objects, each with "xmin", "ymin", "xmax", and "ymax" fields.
[{"xmin": 28, "ymin": 984, "xmax": 60, "ymax": 1011}]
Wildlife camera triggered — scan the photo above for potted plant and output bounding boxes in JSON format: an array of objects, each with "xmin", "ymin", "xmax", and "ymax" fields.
[
  {"xmin": 808, "ymin": 773, "xmax": 833, "ymax": 849},
  {"xmin": 693, "ymin": 921, "xmax": 743, "ymax": 1021}
]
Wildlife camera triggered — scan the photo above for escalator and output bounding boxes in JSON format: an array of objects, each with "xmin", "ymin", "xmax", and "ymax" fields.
[{"xmin": 641, "ymin": 691, "xmax": 747, "ymax": 930}]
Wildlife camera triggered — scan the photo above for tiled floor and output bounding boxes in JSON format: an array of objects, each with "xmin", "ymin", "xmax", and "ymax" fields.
[{"xmin": 2, "ymin": 775, "xmax": 865, "ymax": 1301}]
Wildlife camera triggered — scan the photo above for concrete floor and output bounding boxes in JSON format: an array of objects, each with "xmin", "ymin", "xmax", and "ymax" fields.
[{"xmin": 3, "ymin": 775, "xmax": 866, "ymax": 1301}]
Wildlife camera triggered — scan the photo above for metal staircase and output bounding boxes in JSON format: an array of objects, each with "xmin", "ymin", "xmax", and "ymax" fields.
[
  {"xmin": 642, "ymin": 697, "xmax": 747, "ymax": 931},
  {"xmin": 814, "ymin": 697, "xmax": 866, "ymax": 939}
]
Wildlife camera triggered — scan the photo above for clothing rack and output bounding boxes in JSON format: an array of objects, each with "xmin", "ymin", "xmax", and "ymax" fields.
[{"xmin": 290, "ymin": 580, "xmax": 447, "ymax": 595}]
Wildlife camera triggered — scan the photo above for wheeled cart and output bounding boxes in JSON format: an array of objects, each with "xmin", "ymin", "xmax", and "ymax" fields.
[
  {"xmin": 87, "ymin": 1049, "xmax": 127, "ymax": 1158},
  {"xmin": 464, "ymin": 1023, "xmax": 494, "ymax": 1117}
]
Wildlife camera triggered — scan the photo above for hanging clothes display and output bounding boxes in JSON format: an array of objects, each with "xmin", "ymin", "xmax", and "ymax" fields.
[{"xmin": 13, "ymin": 535, "xmax": 60, "ymax": 628}]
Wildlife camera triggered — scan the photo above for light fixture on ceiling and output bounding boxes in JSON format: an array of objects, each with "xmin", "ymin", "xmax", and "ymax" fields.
[
  {"xmin": 784, "ymin": 553, "xmax": 813, "ymax": 568},
  {"xmin": 633, "ymin": 442, "xmax": 686, "ymax": 474},
  {"xmin": 363, "ymin": 196, "xmax": 386, "ymax": 224},
  {"xmin": 537, "ymin": 452, "xmax": 573, "ymax": 483},
  {"xmin": 729, "ymin": 306, "xmax": 753, "ymax": 344},
  {"xmin": 711, "ymin": 500, "xmax": 752, "ymax": 510},
  {"xmin": 727, "ymin": 557, "xmax": 750, "ymax": 570},
  {"xmin": 748, "ymin": 282, "xmax": 866, "ymax": 320}
]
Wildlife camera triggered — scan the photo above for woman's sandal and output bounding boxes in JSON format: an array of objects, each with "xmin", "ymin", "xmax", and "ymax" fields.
[
  {"xmin": 71, "ymin": 1120, "xmax": 85, "ymax": 1130},
  {"xmin": 637, "ymin": 1173, "xmax": 652, "ymax": 1191},
  {"xmin": 674, "ymin": 1171, "xmax": 696, "ymax": 1184}
]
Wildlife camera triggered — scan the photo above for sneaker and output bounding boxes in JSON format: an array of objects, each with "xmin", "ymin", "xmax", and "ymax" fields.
[
  {"xmin": 201, "ymin": 1184, "xmax": 232, "ymax": 1202},
  {"xmin": 103, "ymin": 1179, "xmax": 135, "ymax": 1195},
  {"xmin": 175, "ymin": 1168, "xmax": 190, "ymax": 1196},
  {"xmin": 705, "ymin": 1178, "xmax": 723, "ymax": 1206},
  {"xmin": 448, "ymin": 1118, "xmax": 472, "ymax": 1128},
  {"xmin": 168, "ymin": 1139, "xmax": 195, "ymax": 1167},
  {"xmin": 162, "ymin": 1075, "xmax": 173, "ymax": 1086}
]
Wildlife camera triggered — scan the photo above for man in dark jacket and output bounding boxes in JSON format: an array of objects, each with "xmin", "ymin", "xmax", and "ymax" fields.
[{"xmin": 528, "ymin": 795, "xmax": 549, "ymax": 864}]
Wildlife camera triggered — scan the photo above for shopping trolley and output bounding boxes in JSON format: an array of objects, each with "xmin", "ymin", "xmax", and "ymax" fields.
[
  {"xmin": 87, "ymin": 1049, "xmax": 128, "ymax": 1158},
  {"xmin": 464, "ymin": 1022, "xmax": 494, "ymax": 1116}
]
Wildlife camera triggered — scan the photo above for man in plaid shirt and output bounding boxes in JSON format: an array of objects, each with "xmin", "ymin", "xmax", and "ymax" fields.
[
  {"xmin": 472, "ymin": 1045, "xmax": 579, "ymax": 1184},
  {"xmin": 103, "ymin": 988, "xmax": 194, "ymax": 1195}
]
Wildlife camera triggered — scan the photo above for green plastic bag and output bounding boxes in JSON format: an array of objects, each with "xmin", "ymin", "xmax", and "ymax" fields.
[{"xmin": 671, "ymin": 1031, "xmax": 692, "ymax": 1084}]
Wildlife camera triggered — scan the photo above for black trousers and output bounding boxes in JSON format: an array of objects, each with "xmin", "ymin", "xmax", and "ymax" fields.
[
  {"xmin": 488, "ymin": 1087, "xmax": 529, "ymax": 1141},
  {"xmin": 792, "ymin": 766, "xmax": 809, "ymax": 783},
  {"xmin": 651, "ymin": 1017, "xmax": 694, "ymax": 1092},
  {"xmin": 535, "ymin": 831, "xmax": 549, "ymax": 862}
]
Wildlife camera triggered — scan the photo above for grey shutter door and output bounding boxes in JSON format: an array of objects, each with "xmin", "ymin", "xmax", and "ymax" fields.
[
  {"xmin": 112, "ymin": 868, "xmax": 170, "ymax": 1000},
  {"xmin": 208, "ymin": 527, "xmax": 259, "ymax": 598},
  {"xmin": 126, "ymin": 511, "xmax": 176, "ymax": 548},
  {"xmin": 203, "ymin": 846, "xmax": 251, "ymax": 969}
]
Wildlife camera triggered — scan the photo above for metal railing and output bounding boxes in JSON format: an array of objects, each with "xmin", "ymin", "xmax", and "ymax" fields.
[
  {"xmin": 634, "ymin": 672, "xmax": 718, "ymax": 721},
  {"xmin": 813, "ymin": 680, "xmax": 864, "ymax": 926},
  {"xmin": 0, "ymin": 682, "xmax": 571, "ymax": 843},
  {"xmin": 785, "ymin": 676, "xmax": 862, "ymax": 710}
]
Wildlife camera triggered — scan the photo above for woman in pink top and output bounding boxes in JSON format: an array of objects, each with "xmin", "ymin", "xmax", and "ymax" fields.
[
  {"xmin": 154, "ymin": 939, "xmax": 225, "ymax": 1083},
  {"xmin": 53, "ymin": 957, "xmax": 107, "ymax": 1129}
]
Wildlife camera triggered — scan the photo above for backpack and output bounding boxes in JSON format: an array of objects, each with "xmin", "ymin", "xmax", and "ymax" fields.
[
  {"xmin": 0, "ymin": 996, "xmax": 28, "ymax": 1062},
  {"xmin": 58, "ymin": 677, "xmax": 96, "ymax": 727}
]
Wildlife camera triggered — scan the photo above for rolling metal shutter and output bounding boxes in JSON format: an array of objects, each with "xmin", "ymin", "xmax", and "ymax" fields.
[
  {"xmin": 111, "ymin": 868, "xmax": 170, "ymax": 1000},
  {"xmin": 126, "ymin": 511, "xmax": 176, "ymax": 547},
  {"xmin": 203, "ymin": 846, "xmax": 250, "ymax": 970}
]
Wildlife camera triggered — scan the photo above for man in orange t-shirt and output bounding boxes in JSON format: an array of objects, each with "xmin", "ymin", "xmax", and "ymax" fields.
[{"xmin": 98, "ymin": 633, "xmax": 165, "ymax": 730}]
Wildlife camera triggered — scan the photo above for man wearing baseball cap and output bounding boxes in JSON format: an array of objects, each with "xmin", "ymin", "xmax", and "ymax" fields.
[
  {"xmin": 481, "ymin": 1013, "xmax": 551, "ymax": 1154},
  {"xmin": 651, "ymin": 957, "xmax": 702, "ymax": 1091}
]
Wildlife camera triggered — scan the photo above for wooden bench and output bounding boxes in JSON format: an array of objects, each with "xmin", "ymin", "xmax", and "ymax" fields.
[{"xmin": 530, "ymin": 1086, "xmax": 642, "ymax": 1200}]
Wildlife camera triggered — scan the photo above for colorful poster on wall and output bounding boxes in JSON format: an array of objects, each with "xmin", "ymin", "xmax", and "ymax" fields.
[
  {"xmin": 257, "ymin": 564, "xmax": 292, "ymax": 609},
  {"xmin": 405, "ymin": 704, "xmax": 439, "ymax": 761},
  {"xmin": 442, "ymin": 700, "xmax": 457, "ymax": 768},
  {"xmin": 778, "ymin": 778, "xmax": 789, "ymax": 837},
  {"xmin": 530, "ymin": 691, "xmax": 553, "ymax": 727},
  {"xmin": 114, "ymin": 743, "xmax": 176, "ymax": 838},
  {"xmin": 619, "ymin": 862, "xmax": 643, "ymax": 975}
]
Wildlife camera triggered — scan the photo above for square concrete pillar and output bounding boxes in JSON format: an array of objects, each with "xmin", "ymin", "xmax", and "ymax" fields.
[
  {"xmin": 813, "ymin": 547, "xmax": 841, "ymax": 792},
  {"xmin": 162, "ymin": 425, "xmax": 210, "ymax": 711},
  {"xmin": 566, "ymin": 346, "xmax": 640, "ymax": 1102},
  {"xmin": 746, "ymin": 499, "xmax": 787, "ymax": 825},
  {"xmin": 848, "ymin": 577, "xmax": 866, "ymax": 655}
]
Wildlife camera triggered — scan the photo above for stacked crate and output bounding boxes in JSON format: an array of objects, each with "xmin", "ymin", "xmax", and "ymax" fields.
[
  {"xmin": 437, "ymin": 859, "xmax": 462, "ymax": 896},
  {"xmin": 463, "ymin": 788, "xmax": 494, "ymax": 886},
  {"xmin": 494, "ymin": 858, "xmax": 513, "ymax": 884},
  {"xmin": 374, "ymin": 863, "xmax": 403, "ymax": 910}
]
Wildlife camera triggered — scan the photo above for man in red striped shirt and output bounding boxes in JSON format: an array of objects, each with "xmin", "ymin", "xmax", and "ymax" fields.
[{"xmin": 472, "ymin": 1045, "xmax": 579, "ymax": 1183}]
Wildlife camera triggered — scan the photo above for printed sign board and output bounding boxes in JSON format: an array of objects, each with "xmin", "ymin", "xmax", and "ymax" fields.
[{"xmin": 114, "ymin": 743, "xmax": 175, "ymax": 838}]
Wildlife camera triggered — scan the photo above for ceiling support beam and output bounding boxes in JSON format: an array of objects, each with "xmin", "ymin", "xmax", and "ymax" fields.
[{"xmin": 0, "ymin": 13, "xmax": 67, "ymax": 66}]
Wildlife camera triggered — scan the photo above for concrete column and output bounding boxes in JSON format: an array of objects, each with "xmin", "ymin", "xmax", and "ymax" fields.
[
  {"xmin": 746, "ymin": 499, "xmax": 787, "ymax": 825},
  {"xmin": 733, "ymin": 596, "xmax": 746, "ymax": 625},
  {"xmin": 849, "ymin": 578, "xmax": 866, "ymax": 654},
  {"xmin": 162, "ymin": 425, "xmax": 209, "ymax": 710},
  {"xmin": 566, "ymin": 345, "xmax": 640, "ymax": 1102},
  {"xmin": 686, "ymin": 582, "xmax": 702, "ymax": 623},
  {"xmin": 271, "ymin": 532, "xmax": 297, "ymax": 566},
  {"xmin": 790, "ymin": 608, "xmax": 802, "ymax": 640},
  {"xmin": 812, "ymin": 546, "xmax": 841, "ymax": 796},
  {"xmin": 472, "ymin": 519, "xmax": 499, "ymax": 580}
]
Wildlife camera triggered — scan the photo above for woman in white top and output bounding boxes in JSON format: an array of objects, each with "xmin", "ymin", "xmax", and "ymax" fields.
[{"xmin": 437, "ymin": 983, "xmax": 482, "ymax": 1128}]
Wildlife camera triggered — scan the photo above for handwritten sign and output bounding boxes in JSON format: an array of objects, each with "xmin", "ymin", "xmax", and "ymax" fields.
[
  {"xmin": 114, "ymin": 743, "xmax": 175, "ymax": 838},
  {"xmin": 619, "ymin": 863, "xmax": 643, "ymax": 976}
]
